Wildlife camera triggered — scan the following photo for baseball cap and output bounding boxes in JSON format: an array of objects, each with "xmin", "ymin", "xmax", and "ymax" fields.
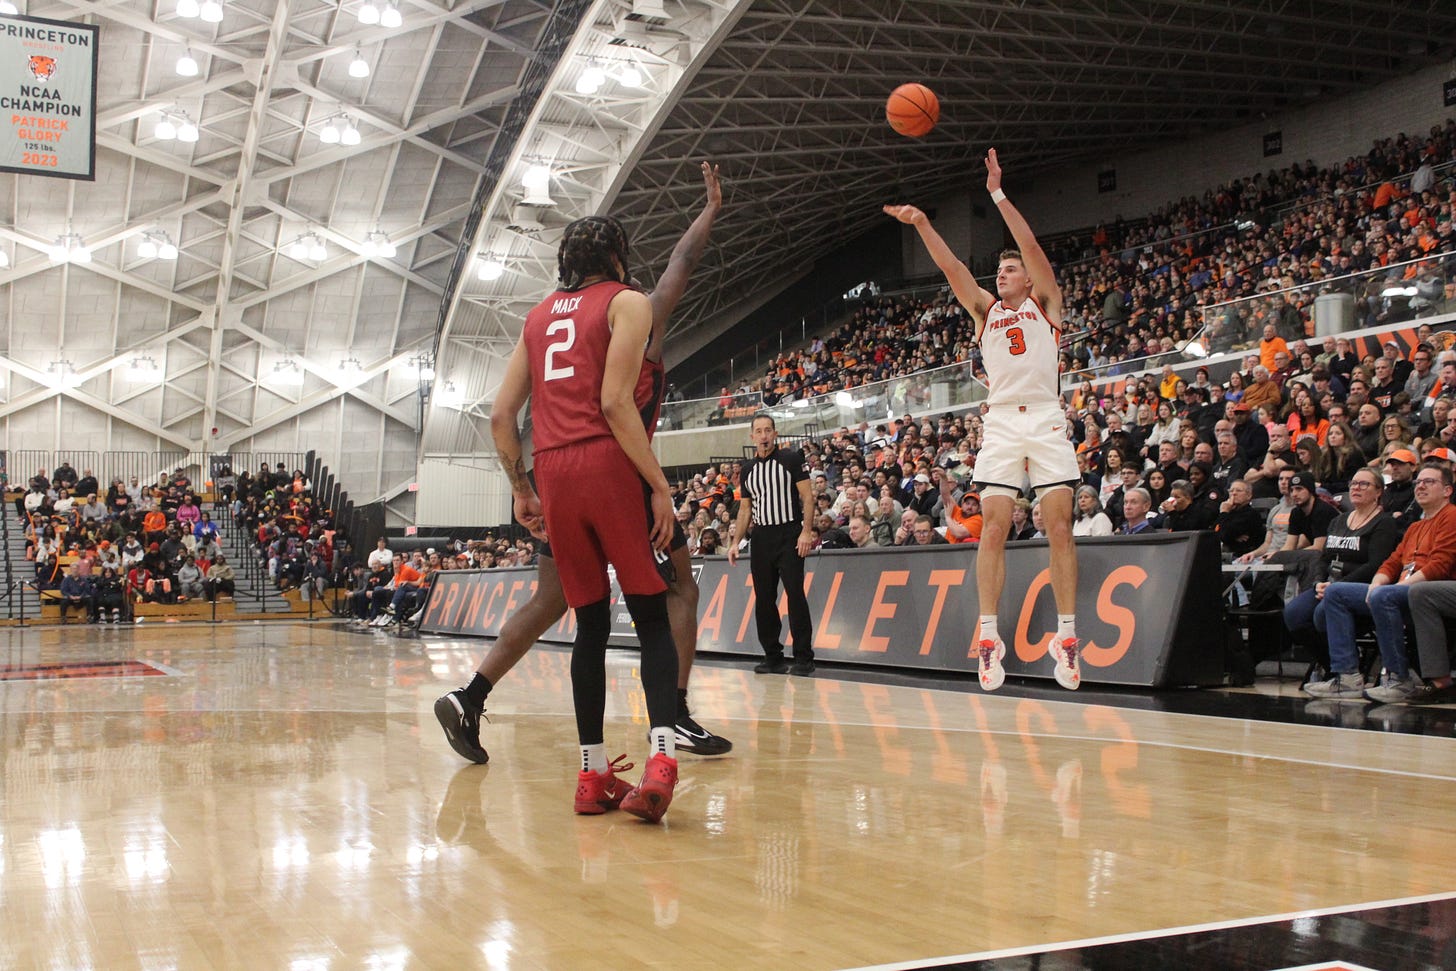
[
  {"xmin": 1386, "ymin": 448, "xmax": 1419, "ymax": 465},
  {"xmin": 960, "ymin": 487, "xmax": 980, "ymax": 502},
  {"xmin": 1385, "ymin": 340, "xmax": 1400, "ymax": 348},
  {"xmin": 1287, "ymin": 472, "xmax": 1316, "ymax": 492},
  {"xmin": 1426, "ymin": 447, "xmax": 1456, "ymax": 462},
  {"xmin": 1231, "ymin": 402, "xmax": 1251, "ymax": 413},
  {"xmin": 914, "ymin": 473, "xmax": 931, "ymax": 484}
]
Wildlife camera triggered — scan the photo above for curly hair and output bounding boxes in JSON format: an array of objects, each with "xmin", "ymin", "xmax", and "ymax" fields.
[{"xmin": 557, "ymin": 215, "xmax": 631, "ymax": 290}]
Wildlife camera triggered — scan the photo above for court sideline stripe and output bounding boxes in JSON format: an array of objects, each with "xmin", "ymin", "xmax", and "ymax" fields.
[{"xmin": 837, "ymin": 889, "xmax": 1456, "ymax": 970}]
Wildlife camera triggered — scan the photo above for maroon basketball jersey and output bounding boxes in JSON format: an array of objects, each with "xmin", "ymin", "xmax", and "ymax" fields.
[
  {"xmin": 523, "ymin": 280, "xmax": 632, "ymax": 453},
  {"xmin": 635, "ymin": 357, "xmax": 666, "ymax": 440}
]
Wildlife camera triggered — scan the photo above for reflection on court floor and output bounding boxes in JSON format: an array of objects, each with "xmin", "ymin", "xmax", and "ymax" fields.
[{"xmin": 0, "ymin": 622, "xmax": 1453, "ymax": 969}]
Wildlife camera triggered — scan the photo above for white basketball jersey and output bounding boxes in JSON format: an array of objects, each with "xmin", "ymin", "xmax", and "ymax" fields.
[{"xmin": 979, "ymin": 296, "xmax": 1061, "ymax": 407}]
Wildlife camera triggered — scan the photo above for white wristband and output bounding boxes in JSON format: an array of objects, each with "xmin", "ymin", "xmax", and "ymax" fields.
[{"xmin": 990, "ymin": 188, "xmax": 1007, "ymax": 204}]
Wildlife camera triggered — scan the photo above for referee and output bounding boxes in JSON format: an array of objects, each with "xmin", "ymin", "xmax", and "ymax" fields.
[{"xmin": 727, "ymin": 414, "xmax": 816, "ymax": 675}]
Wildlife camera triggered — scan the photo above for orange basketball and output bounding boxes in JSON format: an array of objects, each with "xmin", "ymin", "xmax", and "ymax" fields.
[{"xmin": 886, "ymin": 83, "xmax": 939, "ymax": 138}]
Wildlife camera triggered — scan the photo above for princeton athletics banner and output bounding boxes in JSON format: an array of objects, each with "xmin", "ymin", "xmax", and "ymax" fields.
[
  {"xmin": 0, "ymin": 14, "xmax": 98, "ymax": 180},
  {"xmin": 419, "ymin": 532, "xmax": 1227, "ymax": 687}
]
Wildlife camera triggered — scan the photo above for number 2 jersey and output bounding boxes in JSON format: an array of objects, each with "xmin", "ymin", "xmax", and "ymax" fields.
[
  {"xmin": 522, "ymin": 279, "xmax": 634, "ymax": 454},
  {"xmin": 979, "ymin": 295, "xmax": 1061, "ymax": 407}
]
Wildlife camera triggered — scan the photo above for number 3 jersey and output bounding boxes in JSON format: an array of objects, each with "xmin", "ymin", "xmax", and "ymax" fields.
[
  {"xmin": 522, "ymin": 279, "xmax": 634, "ymax": 454},
  {"xmin": 979, "ymin": 295, "xmax": 1061, "ymax": 407}
]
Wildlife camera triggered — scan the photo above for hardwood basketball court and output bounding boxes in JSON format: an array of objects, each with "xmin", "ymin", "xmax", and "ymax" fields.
[{"xmin": 1, "ymin": 621, "xmax": 1453, "ymax": 969}]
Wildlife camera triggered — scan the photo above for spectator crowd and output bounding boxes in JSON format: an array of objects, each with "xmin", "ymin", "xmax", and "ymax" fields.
[{"xmin": 704, "ymin": 121, "xmax": 1456, "ymax": 413}]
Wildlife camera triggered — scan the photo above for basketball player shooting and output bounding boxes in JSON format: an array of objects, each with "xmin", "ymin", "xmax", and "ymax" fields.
[{"xmin": 884, "ymin": 148, "xmax": 1082, "ymax": 691}]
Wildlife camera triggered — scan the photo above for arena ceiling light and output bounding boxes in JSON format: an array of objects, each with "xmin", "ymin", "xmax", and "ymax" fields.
[
  {"xmin": 0, "ymin": 247, "xmax": 10, "ymax": 269},
  {"xmin": 618, "ymin": 61, "xmax": 644, "ymax": 87},
  {"xmin": 520, "ymin": 163, "xmax": 554, "ymax": 207},
  {"xmin": 198, "ymin": 0, "xmax": 223, "ymax": 23},
  {"xmin": 574, "ymin": 62, "xmax": 607, "ymax": 95},
  {"xmin": 347, "ymin": 48, "xmax": 370, "ymax": 79},
  {"xmin": 378, "ymin": 1, "xmax": 402, "ymax": 29},
  {"xmin": 0, "ymin": 0, "xmax": 19, "ymax": 13},
  {"xmin": 286, "ymin": 232, "xmax": 327, "ymax": 262},
  {"xmin": 47, "ymin": 234, "xmax": 91, "ymax": 265},
  {"xmin": 356, "ymin": 0, "xmax": 380, "ymax": 24},
  {"xmin": 175, "ymin": 48, "xmax": 199, "ymax": 77},
  {"xmin": 360, "ymin": 230, "xmax": 395, "ymax": 259},
  {"xmin": 175, "ymin": 0, "xmax": 199, "ymax": 16},
  {"xmin": 137, "ymin": 231, "xmax": 179, "ymax": 261},
  {"xmin": 476, "ymin": 256, "xmax": 504, "ymax": 281}
]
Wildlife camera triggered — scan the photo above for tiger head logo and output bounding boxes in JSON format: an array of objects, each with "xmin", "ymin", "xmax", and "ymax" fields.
[{"xmin": 27, "ymin": 56, "xmax": 57, "ymax": 83}]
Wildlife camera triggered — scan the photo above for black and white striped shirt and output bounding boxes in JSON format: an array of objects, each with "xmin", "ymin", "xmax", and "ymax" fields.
[{"xmin": 742, "ymin": 448, "xmax": 809, "ymax": 527}]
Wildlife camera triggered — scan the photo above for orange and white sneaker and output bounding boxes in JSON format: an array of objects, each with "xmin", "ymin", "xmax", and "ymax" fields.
[
  {"xmin": 1051, "ymin": 636, "xmax": 1081, "ymax": 690},
  {"xmin": 620, "ymin": 753, "xmax": 678, "ymax": 823},
  {"xmin": 978, "ymin": 638, "xmax": 1006, "ymax": 692},
  {"xmin": 573, "ymin": 755, "xmax": 635, "ymax": 815}
]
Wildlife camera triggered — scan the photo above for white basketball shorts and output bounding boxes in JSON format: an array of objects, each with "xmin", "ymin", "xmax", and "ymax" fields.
[{"xmin": 973, "ymin": 401, "xmax": 1080, "ymax": 497}]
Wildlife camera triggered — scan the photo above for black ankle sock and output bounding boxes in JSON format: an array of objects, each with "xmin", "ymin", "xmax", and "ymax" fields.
[
  {"xmin": 463, "ymin": 673, "xmax": 492, "ymax": 711},
  {"xmin": 677, "ymin": 688, "xmax": 689, "ymax": 718}
]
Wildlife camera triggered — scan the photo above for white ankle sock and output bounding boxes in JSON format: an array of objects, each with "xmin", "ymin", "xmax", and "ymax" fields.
[
  {"xmin": 979, "ymin": 616, "xmax": 999, "ymax": 643},
  {"xmin": 1057, "ymin": 615, "xmax": 1076, "ymax": 641},
  {"xmin": 581, "ymin": 744, "xmax": 607, "ymax": 773},
  {"xmin": 649, "ymin": 727, "xmax": 675, "ymax": 760}
]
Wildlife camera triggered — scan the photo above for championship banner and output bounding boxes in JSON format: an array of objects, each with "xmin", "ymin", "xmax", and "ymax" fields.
[
  {"xmin": 0, "ymin": 14, "xmax": 98, "ymax": 180},
  {"xmin": 419, "ymin": 532, "xmax": 1227, "ymax": 688}
]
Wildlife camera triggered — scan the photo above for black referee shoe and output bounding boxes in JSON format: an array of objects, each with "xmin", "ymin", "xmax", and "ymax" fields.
[
  {"xmin": 790, "ymin": 659, "xmax": 816, "ymax": 677},
  {"xmin": 753, "ymin": 658, "xmax": 791, "ymax": 674}
]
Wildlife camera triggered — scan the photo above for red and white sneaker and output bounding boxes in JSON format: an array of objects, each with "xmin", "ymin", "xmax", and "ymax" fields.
[
  {"xmin": 1051, "ymin": 636, "xmax": 1081, "ymax": 690},
  {"xmin": 620, "ymin": 753, "xmax": 678, "ymax": 823},
  {"xmin": 978, "ymin": 638, "xmax": 1006, "ymax": 692},
  {"xmin": 573, "ymin": 755, "xmax": 635, "ymax": 815}
]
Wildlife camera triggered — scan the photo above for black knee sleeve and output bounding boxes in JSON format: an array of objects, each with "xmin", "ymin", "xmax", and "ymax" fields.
[
  {"xmin": 570, "ymin": 599, "xmax": 611, "ymax": 745},
  {"xmin": 624, "ymin": 592, "xmax": 679, "ymax": 729}
]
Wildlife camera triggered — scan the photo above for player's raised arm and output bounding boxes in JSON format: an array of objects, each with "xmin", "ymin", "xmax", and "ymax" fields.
[
  {"xmin": 601, "ymin": 288, "xmax": 674, "ymax": 550},
  {"xmin": 489, "ymin": 338, "xmax": 545, "ymax": 537},
  {"xmin": 883, "ymin": 203, "xmax": 995, "ymax": 323},
  {"xmin": 984, "ymin": 148, "xmax": 1062, "ymax": 321},
  {"xmin": 647, "ymin": 161, "xmax": 721, "ymax": 362}
]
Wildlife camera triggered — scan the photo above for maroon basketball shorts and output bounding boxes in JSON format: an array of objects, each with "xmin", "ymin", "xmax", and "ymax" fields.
[{"xmin": 534, "ymin": 437, "xmax": 667, "ymax": 608}]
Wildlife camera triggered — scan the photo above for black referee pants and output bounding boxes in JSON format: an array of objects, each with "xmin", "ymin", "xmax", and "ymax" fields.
[{"xmin": 749, "ymin": 523, "xmax": 813, "ymax": 662}]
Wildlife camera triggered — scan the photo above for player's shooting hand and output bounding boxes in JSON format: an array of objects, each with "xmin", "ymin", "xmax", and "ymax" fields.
[
  {"xmin": 882, "ymin": 204, "xmax": 925, "ymax": 225},
  {"xmin": 985, "ymin": 148, "xmax": 1002, "ymax": 192},
  {"xmin": 649, "ymin": 489, "xmax": 674, "ymax": 552},
  {"xmin": 701, "ymin": 161, "xmax": 721, "ymax": 210}
]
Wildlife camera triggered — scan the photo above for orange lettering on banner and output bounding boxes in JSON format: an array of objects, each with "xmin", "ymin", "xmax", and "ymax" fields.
[
  {"xmin": 860, "ymin": 570, "xmax": 910, "ymax": 652},
  {"xmin": 814, "ymin": 571, "xmax": 844, "ymax": 650},
  {"xmin": 480, "ymin": 583, "xmax": 503, "ymax": 629},
  {"xmin": 503, "ymin": 580, "xmax": 524, "ymax": 617},
  {"xmin": 1013, "ymin": 568, "xmax": 1054, "ymax": 662},
  {"xmin": 431, "ymin": 581, "xmax": 459, "ymax": 626},
  {"xmin": 697, "ymin": 574, "xmax": 728, "ymax": 643},
  {"xmin": 464, "ymin": 583, "xmax": 489, "ymax": 630},
  {"xmin": 1082, "ymin": 566, "xmax": 1147, "ymax": 667},
  {"xmin": 735, "ymin": 573, "xmax": 756, "ymax": 644},
  {"xmin": 1084, "ymin": 706, "xmax": 1150, "ymax": 818},
  {"xmin": 920, "ymin": 569, "xmax": 965, "ymax": 655},
  {"xmin": 777, "ymin": 572, "xmax": 813, "ymax": 618}
]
